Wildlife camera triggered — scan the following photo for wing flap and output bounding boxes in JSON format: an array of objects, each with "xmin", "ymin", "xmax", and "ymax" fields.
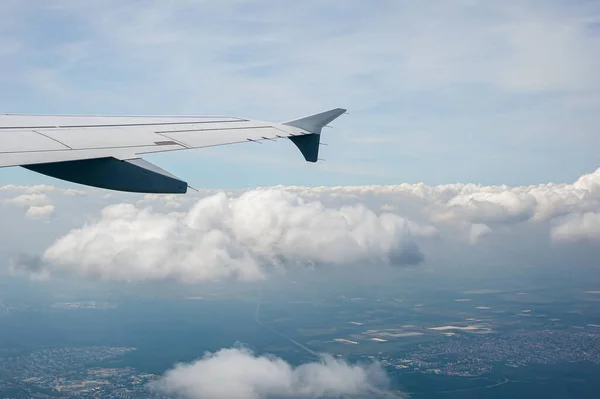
[
  {"xmin": 40, "ymin": 126, "xmax": 161, "ymax": 150},
  {"xmin": 160, "ymin": 126, "xmax": 289, "ymax": 148},
  {"xmin": 153, "ymin": 120, "xmax": 261, "ymax": 133}
]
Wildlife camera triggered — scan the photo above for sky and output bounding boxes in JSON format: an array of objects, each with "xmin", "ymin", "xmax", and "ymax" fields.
[
  {"xmin": 1, "ymin": 0, "xmax": 600, "ymax": 188},
  {"xmin": 2, "ymin": 2, "xmax": 600, "ymax": 398}
]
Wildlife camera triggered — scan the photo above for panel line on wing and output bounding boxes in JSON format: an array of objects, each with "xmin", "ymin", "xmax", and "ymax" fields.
[
  {"xmin": 55, "ymin": 119, "xmax": 249, "ymax": 129},
  {"xmin": 0, "ymin": 142, "xmax": 186, "ymax": 154},
  {"xmin": 154, "ymin": 125, "xmax": 273, "ymax": 134},
  {"xmin": 0, "ymin": 119, "xmax": 250, "ymax": 130},
  {"xmin": 32, "ymin": 130, "xmax": 73, "ymax": 150}
]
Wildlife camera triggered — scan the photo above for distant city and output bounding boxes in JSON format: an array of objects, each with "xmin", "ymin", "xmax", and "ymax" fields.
[
  {"xmin": 387, "ymin": 330, "xmax": 600, "ymax": 376},
  {"xmin": 0, "ymin": 347, "xmax": 166, "ymax": 398}
]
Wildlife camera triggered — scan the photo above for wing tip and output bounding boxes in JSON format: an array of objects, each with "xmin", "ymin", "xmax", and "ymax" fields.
[
  {"xmin": 283, "ymin": 107, "xmax": 347, "ymax": 135},
  {"xmin": 285, "ymin": 107, "xmax": 347, "ymax": 162}
]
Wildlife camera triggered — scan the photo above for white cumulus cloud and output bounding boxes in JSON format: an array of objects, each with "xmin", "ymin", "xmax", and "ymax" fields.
[
  {"xmin": 150, "ymin": 346, "xmax": 394, "ymax": 399},
  {"xmin": 5, "ymin": 193, "xmax": 50, "ymax": 208},
  {"xmin": 0, "ymin": 184, "xmax": 85, "ymax": 196},
  {"xmin": 17, "ymin": 189, "xmax": 424, "ymax": 283},
  {"xmin": 4, "ymin": 193, "xmax": 56, "ymax": 221},
  {"xmin": 24, "ymin": 204, "xmax": 55, "ymax": 221},
  {"xmin": 284, "ymin": 167, "xmax": 600, "ymax": 243},
  {"xmin": 8, "ymin": 167, "xmax": 600, "ymax": 280}
]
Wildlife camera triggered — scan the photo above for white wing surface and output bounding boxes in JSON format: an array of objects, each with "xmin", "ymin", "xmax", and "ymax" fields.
[{"xmin": 0, "ymin": 108, "xmax": 346, "ymax": 193}]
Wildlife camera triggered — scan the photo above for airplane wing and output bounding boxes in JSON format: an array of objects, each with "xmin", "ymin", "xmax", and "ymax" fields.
[{"xmin": 0, "ymin": 108, "xmax": 346, "ymax": 193}]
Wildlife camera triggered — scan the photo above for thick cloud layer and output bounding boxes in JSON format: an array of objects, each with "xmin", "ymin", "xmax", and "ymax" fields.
[
  {"xmin": 22, "ymin": 189, "xmax": 424, "ymax": 283},
  {"xmin": 150, "ymin": 347, "xmax": 393, "ymax": 399},
  {"xmin": 281, "ymin": 167, "xmax": 600, "ymax": 242},
  {"xmin": 7, "ymin": 167, "xmax": 600, "ymax": 282}
]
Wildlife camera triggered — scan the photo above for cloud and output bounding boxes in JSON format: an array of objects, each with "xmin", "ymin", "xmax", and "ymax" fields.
[
  {"xmin": 135, "ymin": 193, "xmax": 196, "ymax": 209},
  {"xmin": 0, "ymin": 184, "xmax": 85, "ymax": 196},
  {"xmin": 551, "ymin": 212, "xmax": 600, "ymax": 243},
  {"xmin": 8, "ymin": 166, "xmax": 600, "ymax": 282},
  {"xmin": 5, "ymin": 193, "xmax": 50, "ymax": 207},
  {"xmin": 285, "ymin": 167, "xmax": 600, "ymax": 224},
  {"xmin": 0, "ymin": 185, "xmax": 89, "ymax": 220},
  {"xmin": 19, "ymin": 189, "xmax": 424, "ymax": 283},
  {"xmin": 150, "ymin": 346, "xmax": 394, "ymax": 399},
  {"xmin": 469, "ymin": 223, "xmax": 492, "ymax": 245},
  {"xmin": 4, "ymin": 193, "xmax": 56, "ymax": 221},
  {"xmin": 30, "ymin": 0, "xmax": 600, "ymax": 101},
  {"xmin": 24, "ymin": 204, "xmax": 54, "ymax": 220},
  {"xmin": 9, "ymin": 253, "xmax": 50, "ymax": 280},
  {"xmin": 276, "ymin": 167, "xmax": 600, "ymax": 248},
  {"xmin": 433, "ymin": 168, "xmax": 600, "ymax": 228}
]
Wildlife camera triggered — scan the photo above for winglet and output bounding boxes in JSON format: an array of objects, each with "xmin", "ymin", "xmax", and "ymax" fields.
[
  {"xmin": 283, "ymin": 108, "xmax": 347, "ymax": 135},
  {"xmin": 283, "ymin": 108, "xmax": 346, "ymax": 162}
]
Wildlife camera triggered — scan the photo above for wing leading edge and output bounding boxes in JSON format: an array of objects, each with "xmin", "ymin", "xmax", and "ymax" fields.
[{"xmin": 0, "ymin": 108, "xmax": 346, "ymax": 193}]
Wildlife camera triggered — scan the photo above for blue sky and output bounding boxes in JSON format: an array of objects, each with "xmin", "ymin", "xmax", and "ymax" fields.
[{"xmin": 1, "ymin": 0, "xmax": 600, "ymax": 189}]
